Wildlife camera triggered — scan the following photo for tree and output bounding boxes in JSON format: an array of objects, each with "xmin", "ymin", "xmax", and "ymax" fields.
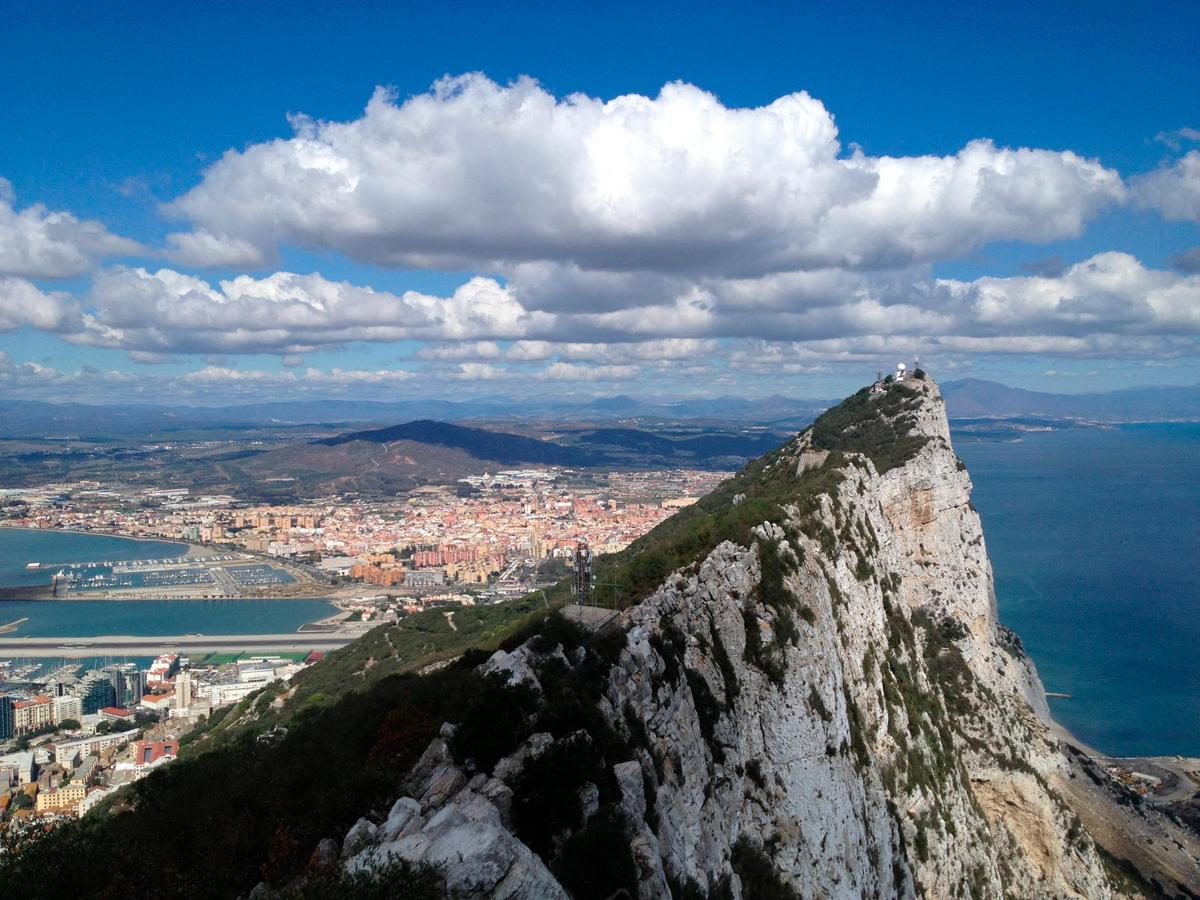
[
  {"xmin": 134, "ymin": 711, "xmax": 158, "ymax": 728},
  {"xmin": 57, "ymin": 719, "xmax": 81, "ymax": 731}
]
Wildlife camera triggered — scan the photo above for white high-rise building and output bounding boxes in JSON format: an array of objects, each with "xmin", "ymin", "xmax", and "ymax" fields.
[
  {"xmin": 175, "ymin": 671, "xmax": 193, "ymax": 710},
  {"xmin": 52, "ymin": 695, "xmax": 82, "ymax": 725}
]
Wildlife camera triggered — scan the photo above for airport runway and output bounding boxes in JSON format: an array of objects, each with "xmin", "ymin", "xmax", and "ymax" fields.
[{"xmin": 0, "ymin": 632, "xmax": 356, "ymax": 657}]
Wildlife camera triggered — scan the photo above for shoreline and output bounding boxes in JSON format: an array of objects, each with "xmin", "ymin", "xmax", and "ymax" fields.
[
  {"xmin": 0, "ymin": 525, "xmax": 330, "ymax": 600},
  {"xmin": 0, "ymin": 522, "xmax": 196, "ymax": 554},
  {"xmin": 1045, "ymin": 699, "xmax": 1200, "ymax": 805}
]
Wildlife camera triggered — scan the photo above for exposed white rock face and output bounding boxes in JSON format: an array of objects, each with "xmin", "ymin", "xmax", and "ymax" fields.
[
  {"xmin": 347, "ymin": 376, "xmax": 1128, "ymax": 898},
  {"xmin": 347, "ymin": 737, "xmax": 568, "ymax": 899}
]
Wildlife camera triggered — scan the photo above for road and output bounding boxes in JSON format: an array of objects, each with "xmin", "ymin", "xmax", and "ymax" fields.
[
  {"xmin": 0, "ymin": 632, "xmax": 357, "ymax": 657},
  {"xmin": 1101, "ymin": 755, "xmax": 1200, "ymax": 804},
  {"xmin": 1057, "ymin": 744, "xmax": 1200, "ymax": 895}
]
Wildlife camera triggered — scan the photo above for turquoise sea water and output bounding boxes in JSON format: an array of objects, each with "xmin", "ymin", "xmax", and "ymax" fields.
[
  {"xmin": 0, "ymin": 528, "xmax": 335, "ymax": 636},
  {"xmin": 956, "ymin": 423, "xmax": 1200, "ymax": 758}
]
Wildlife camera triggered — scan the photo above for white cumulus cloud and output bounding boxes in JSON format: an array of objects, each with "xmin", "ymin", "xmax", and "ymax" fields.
[
  {"xmin": 1131, "ymin": 150, "xmax": 1200, "ymax": 222},
  {"xmin": 69, "ymin": 267, "xmax": 554, "ymax": 354},
  {"xmin": 0, "ymin": 178, "xmax": 142, "ymax": 278},
  {"xmin": 0, "ymin": 277, "xmax": 84, "ymax": 332},
  {"xmin": 167, "ymin": 75, "xmax": 1124, "ymax": 277}
]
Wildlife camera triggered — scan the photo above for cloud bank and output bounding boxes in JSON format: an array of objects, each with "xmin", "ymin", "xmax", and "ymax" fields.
[
  {"xmin": 7, "ymin": 253, "xmax": 1186, "ymax": 363},
  {"xmin": 1, "ymin": 77, "xmax": 1198, "ymax": 400}
]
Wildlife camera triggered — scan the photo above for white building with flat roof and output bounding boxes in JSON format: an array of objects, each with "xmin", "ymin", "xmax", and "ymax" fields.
[{"xmin": 52, "ymin": 695, "xmax": 82, "ymax": 725}]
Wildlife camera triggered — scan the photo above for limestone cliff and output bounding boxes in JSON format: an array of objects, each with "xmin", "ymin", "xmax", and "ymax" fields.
[{"xmin": 335, "ymin": 376, "xmax": 1198, "ymax": 899}]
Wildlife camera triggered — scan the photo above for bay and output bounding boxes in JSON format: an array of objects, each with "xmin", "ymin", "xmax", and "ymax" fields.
[
  {"xmin": 0, "ymin": 527, "xmax": 185, "ymax": 587},
  {"xmin": 0, "ymin": 528, "xmax": 335, "ymax": 637},
  {"xmin": 3, "ymin": 424, "xmax": 1196, "ymax": 757}
]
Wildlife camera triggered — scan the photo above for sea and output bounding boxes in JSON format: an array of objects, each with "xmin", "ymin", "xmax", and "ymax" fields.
[
  {"xmin": 956, "ymin": 422, "xmax": 1200, "ymax": 758},
  {"xmin": 0, "ymin": 528, "xmax": 336, "ymax": 637}
]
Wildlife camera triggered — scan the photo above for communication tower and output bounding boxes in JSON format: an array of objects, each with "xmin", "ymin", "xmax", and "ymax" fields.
[{"xmin": 572, "ymin": 541, "xmax": 593, "ymax": 606}]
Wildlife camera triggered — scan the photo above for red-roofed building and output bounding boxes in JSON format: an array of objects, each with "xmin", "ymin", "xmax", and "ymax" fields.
[
  {"xmin": 13, "ymin": 695, "xmax": 53, "ymax": 734},
  {"xmin": 131, "ymin": 738, "xmax": 179, "ymax": 776},
  {"xmin": 98, "ymin": 707, "xmax": 133, "ymax": 723},
  {"xmin": 134, "ymin": 738, "xmax": 179, "ymax": 766},
  {"xmin": 304, "ymin": 651, "xmax": 325, "ymax": 664}
]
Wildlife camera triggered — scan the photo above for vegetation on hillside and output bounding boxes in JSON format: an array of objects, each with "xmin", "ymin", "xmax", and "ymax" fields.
[
  {"xmin": 810, "ymin": 382, "xmax": 929, "ymax": 474},
  {"xmin": 587, "ymin": 380, "xmax": 928, "ymax": 608},
  {"xmin": 181, "ymin": 593, "xmax": 560, "ymax": 755},
  {"xmin": 0, "ymin": 664, "xmax": 490, "ymax": 897}
]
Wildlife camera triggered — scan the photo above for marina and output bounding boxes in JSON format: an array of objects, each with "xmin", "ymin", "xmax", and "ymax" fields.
[{"xmin": 4, "ymin": 543, "xmax": 315, "ymax": 600}]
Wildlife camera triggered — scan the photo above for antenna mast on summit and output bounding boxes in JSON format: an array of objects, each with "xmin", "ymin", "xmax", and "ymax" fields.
[{"xmin": 573, "ymin": 541, "xmax": 593, "ymax": 606}]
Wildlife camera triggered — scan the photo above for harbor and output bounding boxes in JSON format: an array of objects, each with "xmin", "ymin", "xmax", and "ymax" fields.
[{"xmin": 3, "ymin": 551, "xmax": 321, "ymax": 600}]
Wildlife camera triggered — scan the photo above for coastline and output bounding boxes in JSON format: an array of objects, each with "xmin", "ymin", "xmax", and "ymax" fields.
[
  {"xmin": 0, "ymin": 525, "xmax": 331, "ymax": 601},
  {"xmin": 0, "ymin": 522, "xmax": 195, "ymax": 555},
  {"xmin": 1044, "ymin": 694, "xmax": 1200, "ymax": 807}
]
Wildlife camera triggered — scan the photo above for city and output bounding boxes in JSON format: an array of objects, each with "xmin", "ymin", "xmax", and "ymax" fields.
[
  {"xmin": 0, "ymin": 466, "xmax": 726, "ymax": 599},
  {"xmin": 0, "ymin": 650, "xmax": 313, "ymax": 824},
  {"xmin": 0, "ymin": 464, "xmax": 729, "ymax": 829}
]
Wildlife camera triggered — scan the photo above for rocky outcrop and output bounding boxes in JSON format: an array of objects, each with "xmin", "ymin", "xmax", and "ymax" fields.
[{"xmin": 339, "ymin": 375, "xmax": 1197, "ymax": 898}]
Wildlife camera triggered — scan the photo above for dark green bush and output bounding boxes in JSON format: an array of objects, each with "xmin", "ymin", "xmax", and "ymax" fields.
[
  {"xmin": 0, "ymin": 667, "xmax": 487, "ymax": 897},
  {"xmin": 511, "ymin": 732, "xmax": 605, "ymax": 857},
  {"xmin": 731, "ymin": 837, "xmax": 802, "ymax": 900},
  {"xmin": 810, "ymin": 383, "xmax": 929, "ymax": 473},
  {"xmin": 448, "ymin": 673, "xmax": 537, "ymax": 772},
  {"xmin": 554, "ymin": 808, "xmax": 640, "ymax": 900},
  {"xmin": 281, "ymin": 855, "xmax": 444, "ymax": 899}
]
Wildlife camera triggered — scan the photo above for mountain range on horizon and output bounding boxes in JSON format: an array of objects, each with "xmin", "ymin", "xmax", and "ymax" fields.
[{"xmin": 1, "ymin": 379, "xmax": 1199, "ymax": 439}]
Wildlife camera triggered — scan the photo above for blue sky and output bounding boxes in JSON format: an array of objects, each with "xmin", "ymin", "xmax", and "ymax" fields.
[{"xmin": 1, "ymin": 0, "xmax": 1199, "ymax": 403}]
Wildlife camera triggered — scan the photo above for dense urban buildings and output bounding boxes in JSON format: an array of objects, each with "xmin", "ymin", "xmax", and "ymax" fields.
[
  {"xmin": 0, "ymin": 650, "xmax": 316, "ymax": 821},
  {"xmin": 1, "ymin": 467, "xmax": 725, "ymax": 597},
  {"xmin": 0, "ymin": 465, "xmax": 728, "ymax": 827}
]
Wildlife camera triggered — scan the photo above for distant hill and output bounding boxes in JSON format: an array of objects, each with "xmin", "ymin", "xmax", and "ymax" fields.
[
  {"xmin": 570, "ymin": 427, "xmax": 784, "ymax": 461},
  {"xmin": 4, "ymin": 378, "xmax": 1193, "ymax": 444},
  {"xmin": 0, "ymin": 394, "xmax": 827, "ymax": 439},
  {"xmin": 315, "ymin": 420, "xmax": 597, "ymax": 467},
  {"xmin": 942, "ymin": 378, "xmax": 1200, "ymax": 421}
]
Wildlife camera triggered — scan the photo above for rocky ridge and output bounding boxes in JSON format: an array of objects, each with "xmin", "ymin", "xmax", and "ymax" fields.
[{"xmin": 331, "ymin": 375, "xmax": 1199, "ymax": 899}]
